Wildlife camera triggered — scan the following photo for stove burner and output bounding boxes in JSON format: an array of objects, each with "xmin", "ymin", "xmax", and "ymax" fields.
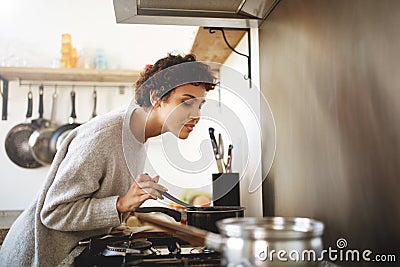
[
  {"xmin": 75, "ymin": 232, "xmax": 222, "ymax": 266},
  {"xmin": 167, "ymin": 241, "xmax": 181, "ymax": 254},
  {"xmin": 103, "ymin": 240, "xmax": 153, "ymax": 256},
  {"xmin": 190, "ymin": 247, "xmax": 215, "ymax": 254},
  {"xmin": 106, "ymin": 239, "xmax": 153, "ymax": 253}
]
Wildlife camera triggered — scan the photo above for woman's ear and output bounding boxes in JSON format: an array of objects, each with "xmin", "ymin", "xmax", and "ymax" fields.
[{"xmin": 150, "ymin": 91, "xmax": 161, "ymax": 108}]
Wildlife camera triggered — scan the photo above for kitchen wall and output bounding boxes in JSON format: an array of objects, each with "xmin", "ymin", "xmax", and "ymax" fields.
[
  {"xmin": 260, "ymin": 0, "xmax": 400, "ymax": 265},
  {"xmin": 0, "ymin": 0, "xmax": 196, "ymax": 210},
  {"xmin": 0, "ymin": 0, "xmax": 197, "ymax": 70},
  {"xmin": 0, "ymin": 1, "xmax": 263, "ymax": 215},
  {"xmin": 219, "ymin": 29, "xmax": 264, "ymax": 216}
]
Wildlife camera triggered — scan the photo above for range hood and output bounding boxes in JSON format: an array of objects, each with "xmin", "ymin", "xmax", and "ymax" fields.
[{"xmin": 113, "ymin": 0, "xmax": 280, "ymax": 28}]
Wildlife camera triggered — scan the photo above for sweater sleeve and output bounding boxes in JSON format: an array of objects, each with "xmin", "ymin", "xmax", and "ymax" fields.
[{"xmin": 40, "ymin": 128, "xmax": 122, "ymax": 232}]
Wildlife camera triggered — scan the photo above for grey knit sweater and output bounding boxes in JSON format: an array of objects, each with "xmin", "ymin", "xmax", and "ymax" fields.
[{"xmin": 0, "ymin": 105, "xmax": 145, "ymax": 266}]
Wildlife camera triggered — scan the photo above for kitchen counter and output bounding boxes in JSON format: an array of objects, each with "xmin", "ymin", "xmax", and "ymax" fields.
[
  {"xmin": 0, "ymin": 229, "xmax": 9, "ymax": 246},
  {"xmin": 0, "ymin": 210, "xmax": 23, "ymax": 245},
  {"xmin": 57, "ymin": 246, "xmax": 86, "ymax": 267}
]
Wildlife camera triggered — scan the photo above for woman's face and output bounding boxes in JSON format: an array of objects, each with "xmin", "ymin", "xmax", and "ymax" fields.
[{"xmin": 158, "ymin": 83, "xmax": 206, "ymax": 139}]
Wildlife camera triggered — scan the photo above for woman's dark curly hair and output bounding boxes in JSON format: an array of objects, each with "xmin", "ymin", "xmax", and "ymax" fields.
[{"xmin": 135, "ymin": 53, "xmax": 217, "ymax": 107}]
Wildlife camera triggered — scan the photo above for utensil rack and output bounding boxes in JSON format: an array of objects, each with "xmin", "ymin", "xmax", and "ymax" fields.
[{"xmin": 0, "ymin": 67, "xmax": 141, "ymax": 120}]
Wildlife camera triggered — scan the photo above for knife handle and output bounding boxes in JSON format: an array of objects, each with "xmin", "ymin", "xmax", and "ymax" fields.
[
  {"xmin": 209, "ymin": 127, "xmax": 219, "ymax": 156},
  {"xmin": 218, "ymin": 133, "xmax": 224, "ymax": 158},
  {"xmin": 226, "ymin": 144, "xmax": 233, "ymax": 173},
  {"xmin": 216, "ymin": 158, "xmax": 226, "ymax": 173}
]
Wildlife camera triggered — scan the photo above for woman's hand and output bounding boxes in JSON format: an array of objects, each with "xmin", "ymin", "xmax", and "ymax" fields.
[{"xmin": 116, "ymin": 173, "xmax": 167, "ymax": 213}]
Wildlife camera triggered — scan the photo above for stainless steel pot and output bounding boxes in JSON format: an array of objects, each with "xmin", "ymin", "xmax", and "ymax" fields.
[
  {"xmin": 212, "ymin": 217, "xmax": 325, "ymax": 267},
  {"xmin": 134, "ymin": 214, "xmax": 324, "ymax": 267}
]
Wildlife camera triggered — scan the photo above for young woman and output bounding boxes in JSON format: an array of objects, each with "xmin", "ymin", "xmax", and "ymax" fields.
[{"xmin": 0, "ymin": 54, "xmax": 216, "ymax": 266}]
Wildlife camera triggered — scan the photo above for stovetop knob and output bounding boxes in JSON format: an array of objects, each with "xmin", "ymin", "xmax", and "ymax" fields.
[{"xmin": 167, "ymin": 242, "xmax": 181, "ymax": 255}]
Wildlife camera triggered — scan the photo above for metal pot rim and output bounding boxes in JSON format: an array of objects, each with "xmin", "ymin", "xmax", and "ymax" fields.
[
  {"xmin": 216, "ymin": 216, "xmax": 324, "ymax": 239},
  {"xmin": 186, "ymin": 206, "xmax": 245, "ymax": 213}
]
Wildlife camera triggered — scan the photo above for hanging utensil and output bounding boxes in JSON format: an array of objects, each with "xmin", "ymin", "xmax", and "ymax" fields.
[
  {"xmin": 49, "ymin": 87, "xmax": 81, "ymax": 159},
  {"xmin": 29, "ymin": 86, "xmax": 58, "ymax": 165},
  {"xmin": 4, "ymin": 90, "xmax": 42, "ymax": 168},
  {"xmin": 91, "ymin": 86, "xmax": 97, "ymax": 119},
  {"xmin": 31, "ymin": 84, "xmax": 50, "ymax": 128}
]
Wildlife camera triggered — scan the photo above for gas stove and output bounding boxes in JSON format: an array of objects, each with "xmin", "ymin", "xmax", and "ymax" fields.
[{"xmin": 74, "ymin": 231, "xmax": 222, "ymax": 266}]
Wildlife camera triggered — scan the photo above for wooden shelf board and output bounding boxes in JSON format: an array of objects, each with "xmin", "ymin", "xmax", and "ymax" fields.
[
  {"xmin": 0, "ymin": 67, "xmax": 141, "ymax": 83},
  {"xmin": 190, "ymin": 27, "xmax": 247, "ymax": 64}
]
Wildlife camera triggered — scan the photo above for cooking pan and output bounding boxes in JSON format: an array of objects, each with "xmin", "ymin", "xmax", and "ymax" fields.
[
  {"xmin": 49, "ymin": 89, "xmax": 81, "ymax": 159},
  {"xmin": 29, "ymin": 88, "xmax": 58, "ymax": 165},
  {"xmin": 132, "ymin": 206, "xmax": 244, "ymax": 233},
  {"xmin": 4, "ymin": 91, "xmax": 42, "ymax": 168},
  {"xmin": 135, "ymin": 213, "xmax": 324, "ymax": 267}
]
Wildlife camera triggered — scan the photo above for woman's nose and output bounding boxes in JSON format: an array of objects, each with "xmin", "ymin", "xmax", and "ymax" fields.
[{"xmin": 190, "ymin": 106, "xmax": 201, "ymax": 118}]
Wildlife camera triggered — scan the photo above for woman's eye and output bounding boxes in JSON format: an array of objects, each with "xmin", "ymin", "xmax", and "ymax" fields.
[{"xmin": 182, "ymin": 100, "xmax": 193, "ymax": 106}]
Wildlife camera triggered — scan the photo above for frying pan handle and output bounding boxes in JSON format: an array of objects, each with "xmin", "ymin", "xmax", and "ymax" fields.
[
  {"xmin": 91, "ymin": 89, "xmax": 97, "ymax": 118},
  {"xmin": 70, "ymin": 90, "xmax": 77, "ymax": 121},
  {"xmin": 26, "ymin": 91, "xmax": 33, "ymax": 119},
  {"xmin": 132, "ymin": 207, "xmax": 181, "ymax": 222},
  {"xmin": 50, "ymin": 89, "xmax": 57, "ymax": 124},
  {"xmin": 38, "ymin": 84, "xmax": 44, "ymax": 119}
]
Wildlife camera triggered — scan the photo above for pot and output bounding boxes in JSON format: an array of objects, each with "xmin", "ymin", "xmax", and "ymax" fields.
[
  {"xmin": 135, "ymin": 214, "xmax": 324, "ymax": 267},
  {"xmin": 216, "ymin": 217, "xmax": 324, "ymax": 266},
  {"xmin": 132, "ymin": 206, "xmax": 244, "ymax": 233}
]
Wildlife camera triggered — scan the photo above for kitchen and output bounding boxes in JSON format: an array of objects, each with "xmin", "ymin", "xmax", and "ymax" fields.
[{"xmin": 0, "ymin": 0, "xmax": 399, "ymax": 266}]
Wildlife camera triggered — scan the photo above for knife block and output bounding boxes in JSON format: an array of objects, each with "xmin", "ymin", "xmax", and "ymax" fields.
[{"xmin": 212, "ymin": 173, "xmax": 240, "ymax": 206}]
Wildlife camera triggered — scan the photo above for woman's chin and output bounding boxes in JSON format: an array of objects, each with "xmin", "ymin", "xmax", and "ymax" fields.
[
  {"xmin": 178, "ymin": 133, "xmax": 190, "ymax": 139},
  {"xmin": 177, "ymin": 129, "xmax": 190, "ymax": 139}
]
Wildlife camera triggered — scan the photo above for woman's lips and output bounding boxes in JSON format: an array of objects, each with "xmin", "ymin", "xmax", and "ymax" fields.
[{"xmin": 184, "ymin": 124, "xmax": 195, "ymax": 132}]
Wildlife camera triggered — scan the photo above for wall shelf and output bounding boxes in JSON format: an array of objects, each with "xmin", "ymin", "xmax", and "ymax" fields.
[
  {"xmin": 0, "ymin": 67, "xmax": 141, "ymax": 83},
  {"xmin": 190, "ymin": 27, "xmax": 247, "ymax": 64},
  {"xmin": 0, "ymin": 67, "xmax": 141, "ymax": 120}
]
